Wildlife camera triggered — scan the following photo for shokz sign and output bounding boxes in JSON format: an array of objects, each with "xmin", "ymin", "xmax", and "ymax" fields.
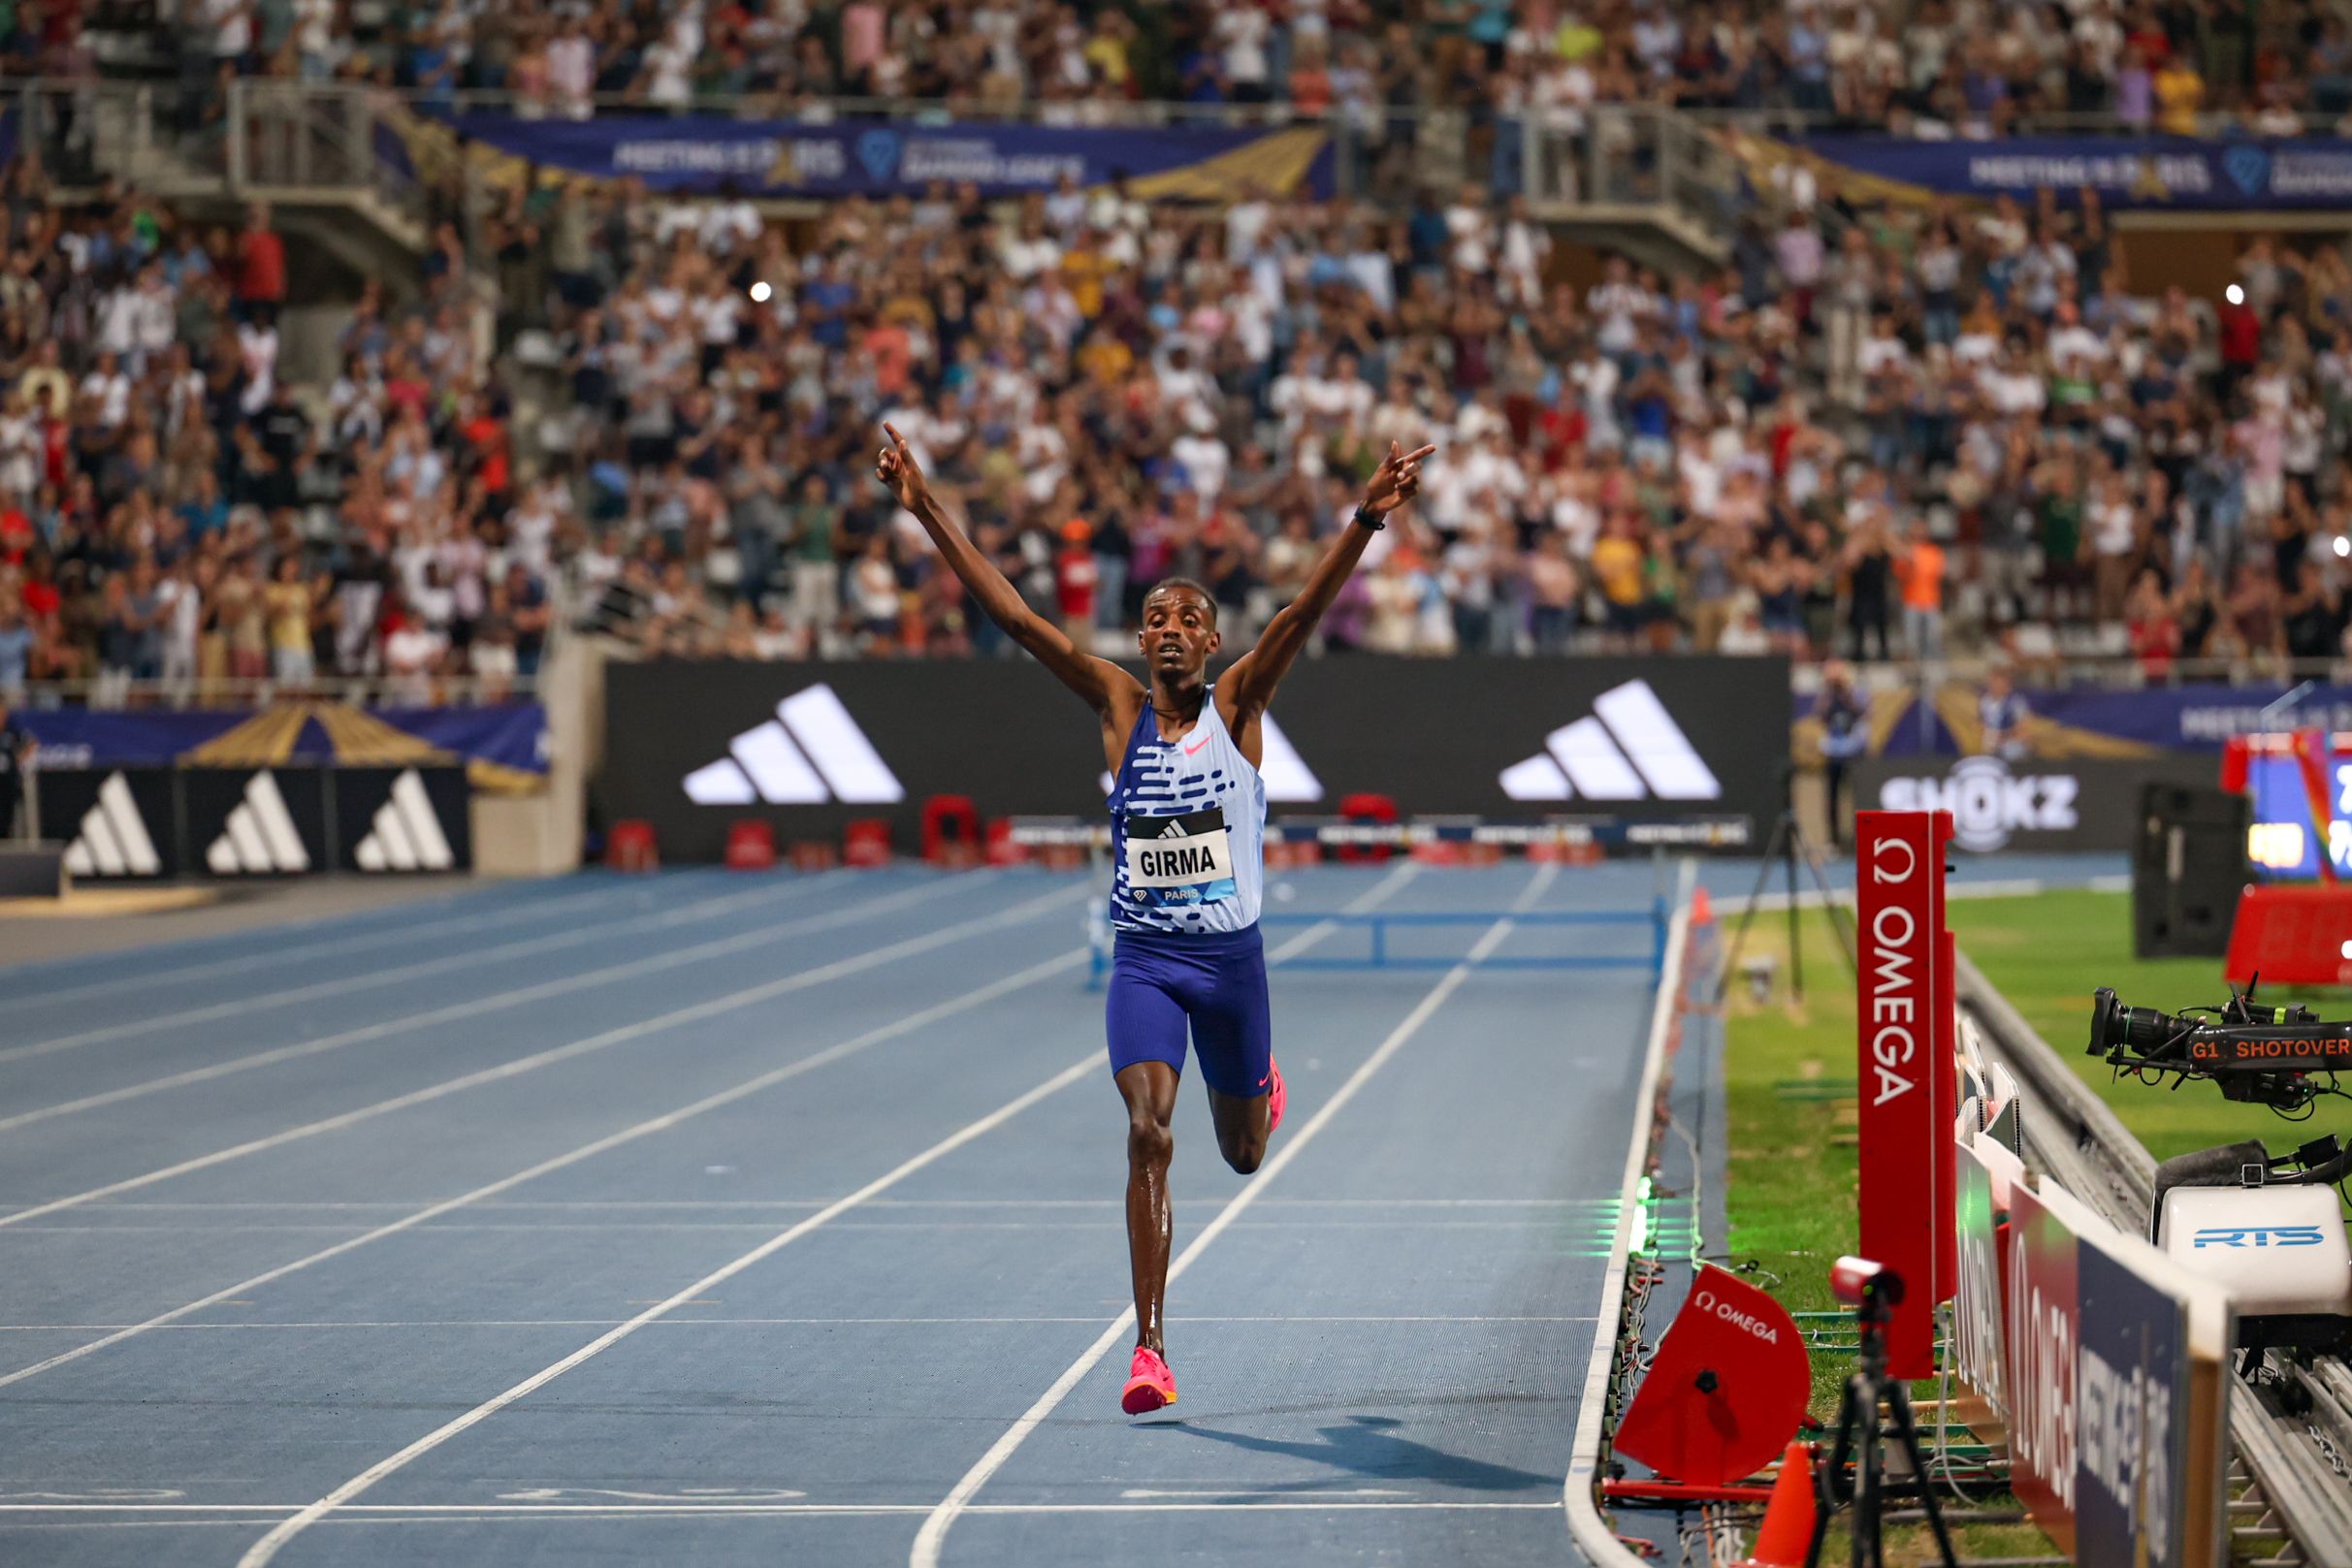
[{"xmin": 1854, "ymin": 809, "xmax": 1956, "ymax": 1377}]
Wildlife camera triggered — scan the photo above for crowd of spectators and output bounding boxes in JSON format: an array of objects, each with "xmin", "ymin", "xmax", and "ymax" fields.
[
  {"xmin": 13, "ymin": 146, "xmax": 2352, "ymax": 695},
  {"xmin": 491, "ymin": 165, "xmax": 2352, "ymax": 679},
  {"xmin": 21, "ymin": 0, "xmax": 2352, "ymax": 140},
  {"xmin": 12, "ymin": 4, "xmax": 2352, "ymax": 701},
  {"xmin": 0, "ymin": 171, "xmax": 551, "ymax": 703}
]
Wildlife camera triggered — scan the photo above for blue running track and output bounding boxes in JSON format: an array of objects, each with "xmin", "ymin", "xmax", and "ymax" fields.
[{"xmin": 0, "ymin": 862, "xmax": 1682, "ymax": 1568}]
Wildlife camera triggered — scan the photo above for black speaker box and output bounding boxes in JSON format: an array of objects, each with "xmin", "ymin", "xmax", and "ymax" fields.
[{"xmin": 2133, "ymin": 782, "xmax": 2248, "ymax": 959}]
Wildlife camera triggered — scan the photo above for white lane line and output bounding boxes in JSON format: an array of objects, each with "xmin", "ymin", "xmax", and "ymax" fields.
[
  {"xmin": 0, "ymin": 1315, "xmax": 1599, "ymax": 1330},
  {"xmin": 3, "ymin": 1221, "xmax": 1586, "ymax": 1236},
  {"xmin": 17, "ymin": 1196, "xmax": 1612, "ymax": 1211},
  {"xmin": 0, "ymin": 876, "xmax": 963, "ymax": 1135},
  {"xmin": 908, "ymin": 862, "xmax": 1555, "ymax": 1568},
  {"xmin": 4, "ymin": 1501, "xmax": 1563, "ymax": 1519},
  {"xmin": 0, "ymin": 882, "xmax": 1079, "ymax": 1237},
  {"xmin": 229, "ymin": 1058, "xmax": 1105, "ymax": 1568},
  {"xmin": 0, "ymin": 943, "xmax": 1093, "ymax": 1393},
  {"xmin": 227, "ymin": 863, "xmax": 1421, "ymax": 1568},
  {"xmin": 0, "ymin": 872, "xmax": 856, "ymax": 1067},
  {"xmin": 1563, "ymin": 859, "xmax": 1694, "ymax": 1568},
  {"xmin": 0, "ymin": 878, "xmax": 637, "ymax": 1010},
  {"xmin": 4, "ymin": 1216, "xmax": 1611, "ymax": 1233}
]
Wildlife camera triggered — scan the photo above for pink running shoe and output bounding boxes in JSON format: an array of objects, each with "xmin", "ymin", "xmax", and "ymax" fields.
[
  {"xmin": 1266, "ymin": 1057, "xmax": 1286, "ymax": 1135},
  {"xmin": 1121, "ymin": 1345, "xmax": 1177, "ymax": 1415}
]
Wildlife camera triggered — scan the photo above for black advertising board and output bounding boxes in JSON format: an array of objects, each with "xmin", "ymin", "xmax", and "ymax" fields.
[
  {"xmin": 37, "ymin": 766, "xmax": 180, "ymax": 879},
  {"xmin": 182, "ymin": 767, "xmax": 331, "ymax": 877},
  {"xmin": 597, "ymin": 656, "xmax": 1795, "ymax": 862},
  {"xmin": 333, "ymin": 766, "xmax": 473, "ymax": 873},
  {"xmin": 1853, "ymin": 752, "xmax": 2220, "ymax": 854},
  {"xmin": 33, "ymin": 763, "xmax": 471, "ymax": 877}
]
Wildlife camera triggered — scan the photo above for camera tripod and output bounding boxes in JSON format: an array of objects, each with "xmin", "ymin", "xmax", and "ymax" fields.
[
  {"xmin": 1719, "ymin": 772, "xmax": 1856, "ymax": 1005},
  {"xmin": 1804, "ymin": 1295, "xmax": 1959, "ymax": 1568}
]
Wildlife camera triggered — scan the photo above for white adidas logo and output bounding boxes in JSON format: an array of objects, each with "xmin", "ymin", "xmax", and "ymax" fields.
[
  {"xmin": 206, "ymin": 770, "xmax": 311, "ymax": 874},
  {"xmin": 354, "ymin": 768, "xmax": 457, "ymax": 872},
  {"xmin": 684, "ymin": 684, "xmax": 906, "ymax": 806},
  {"xmin": 62, "ymin": 772, "xmax": 163, "ymax": 878},
  {"xmin": 1498, "ymin": 680, "xmax": 1722, "ymax": 802},
  {"xmin": 1094, "ymin": 714, "xmax": 1324, "ymax": 803}
]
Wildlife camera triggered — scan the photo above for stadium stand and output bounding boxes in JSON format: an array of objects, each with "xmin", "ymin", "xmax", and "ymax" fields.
[{"xmin": 5, "ymin": 0, "xmax": 2352, "ymax": 701}]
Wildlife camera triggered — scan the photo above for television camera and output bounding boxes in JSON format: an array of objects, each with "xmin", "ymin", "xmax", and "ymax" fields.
[{"xmin": 2088, "ymin": 985, "xmax": 2352, "ymax": 1363}]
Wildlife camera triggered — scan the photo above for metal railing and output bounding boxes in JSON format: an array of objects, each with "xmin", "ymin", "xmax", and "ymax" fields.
[
  {"xmin": 6, "ymin": 80, "xmax": 431, "ymax": 226},
  {"xmin": 5, "ymin": 674, "xmax": 540, "ymax": 711},
  {"xmin": 6, "ymin": 78, "xmax": 1740, "ymax": 223},
  {"xmin": 1684, "ymin": 105, "xmax": 2352, "ymax": 142},
  {"xmin": 223, "ymin": 82, "xmax": 431, "ymax": 230},
  {"xmin": 1808, "ymin": 654, "xmax": 2352, "ymax": 694}
]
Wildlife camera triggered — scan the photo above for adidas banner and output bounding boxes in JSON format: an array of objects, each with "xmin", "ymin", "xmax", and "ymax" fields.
[
  {"xmin": 41, "ymin": 768, "xmax": 178, "ymax": 879},
  {"xmin": 334, "ymin": 767, "xmax": 471, "ymax": 873},
  {"xmin": 35, "ymin": 765, "xmax": 471, "ymax": 878},
  {"xmin": 185, "ymin": 767, "xmax": 326, "ymax": 877},
  {"xmin": 599, "ymin": 657, "xmax": 1792, "ymax": 862}
]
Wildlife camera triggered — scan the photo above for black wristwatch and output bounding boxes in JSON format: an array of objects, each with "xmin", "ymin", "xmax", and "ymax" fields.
[{"xmin": 1352, "ymin": 504, "xmax": 1386, "ymax": 531}]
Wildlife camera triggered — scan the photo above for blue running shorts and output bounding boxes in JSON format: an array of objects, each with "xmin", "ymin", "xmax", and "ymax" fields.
[{"xmin": 1105, "ymin": 923, "xmax": 1273, "ymax": 1099}]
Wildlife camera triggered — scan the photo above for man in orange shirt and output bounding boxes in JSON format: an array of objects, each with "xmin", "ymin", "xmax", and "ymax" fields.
[
  {"xmin": 1897, "ymin": 522, "xmax": 1946, "ymax": 662},
  {"xmin": 237, "ymin": 202, "xmax": 286, "ymax": 325}
]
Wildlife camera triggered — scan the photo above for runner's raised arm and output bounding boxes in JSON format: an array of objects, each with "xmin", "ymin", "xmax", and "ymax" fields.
[
  {"xmin": 876, "ymin": 423, "xmax": 1141, "ymax": 724},
  {"xmin": 1220, "ymin": 439, "xmax": 1434, "ymax": 724}
]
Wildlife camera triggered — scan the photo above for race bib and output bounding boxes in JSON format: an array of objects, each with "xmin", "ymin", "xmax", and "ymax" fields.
[{"xmin": 1124, "ymin": 808, "xmax": 1238, "ymax": 903}]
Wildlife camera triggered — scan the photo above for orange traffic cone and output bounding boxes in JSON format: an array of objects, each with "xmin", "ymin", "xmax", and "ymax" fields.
[
  {"xmin": 1741, "ymin": 1440, "xmax": 1818, "ymax": 1567},
  {"xmin": 1691, "ymin": 885, "xmax": 1715, "ymax": 926}
]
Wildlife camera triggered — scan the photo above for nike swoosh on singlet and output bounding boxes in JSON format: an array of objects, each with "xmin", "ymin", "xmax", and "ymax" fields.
[{"xmin": 1183, "ymin": 735, "xmax": 1209, "ymax": 754}]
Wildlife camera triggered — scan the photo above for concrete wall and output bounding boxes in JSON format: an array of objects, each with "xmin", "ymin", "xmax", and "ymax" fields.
[{"xmin": 467, "ymin": 636, "xmax": 590, "ymax": 877}]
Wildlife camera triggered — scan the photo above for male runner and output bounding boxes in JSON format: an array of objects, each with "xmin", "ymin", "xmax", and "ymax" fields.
[{"xmin": 875, "ymin": 424, "xmax": 1433, "ymax": 1414}]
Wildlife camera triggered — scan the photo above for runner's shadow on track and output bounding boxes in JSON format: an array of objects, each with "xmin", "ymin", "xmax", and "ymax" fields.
[{"xmin": 1138, "ymin": 1414, "xmax": 1553, "ymax": 1492}]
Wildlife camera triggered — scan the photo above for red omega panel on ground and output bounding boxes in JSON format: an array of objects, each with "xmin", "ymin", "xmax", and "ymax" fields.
[
  {"xmin": 1855, "ymin": 810, "xmax": 1953, "ymax": 1378},
  {"xmin": 1611, "ymin": 1264, "xmax": 1812, "ymax": 1487}
]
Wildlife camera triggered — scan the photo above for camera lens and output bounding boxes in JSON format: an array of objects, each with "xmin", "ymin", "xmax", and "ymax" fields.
[
  {"xmin": 2092, "ymin": 987, "xmax": 2185, "ymax": 1058},
  {"xmin": 2089, "ymin": 987, "xmax": 2118, "ymax": 1055}
]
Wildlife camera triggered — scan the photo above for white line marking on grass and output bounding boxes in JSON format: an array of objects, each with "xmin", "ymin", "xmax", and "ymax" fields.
[
  {"xmin": 227, "ymin": 862, "xmax": 1421, "ymax": 1568},
  {"xmin": 0, "ymin": 875, "xmax": 976, "ymax": 1136},
  {"xmin": 0, "ymin": 939, "xmax": 1090, "ymax": 1391},
  {"xmin": 0, "ymin": 880, "xmax": 634, "ymax": 1009},
  {"xmin": 0, "ymin": 881, "xmax": 1079, "ymax": 1237},
  {"xmin": 0, "ymin": 872, "xmax": 860, "ymax": 1067},
  {"xmin": 908, "ymin": 862, "xmax": 1555, "ymax": 1568}
]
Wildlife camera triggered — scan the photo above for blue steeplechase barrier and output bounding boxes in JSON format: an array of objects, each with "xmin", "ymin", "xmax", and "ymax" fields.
[{"xmin": 1084, "ymin": 901, "xmax": 1669, "ymax": 989}]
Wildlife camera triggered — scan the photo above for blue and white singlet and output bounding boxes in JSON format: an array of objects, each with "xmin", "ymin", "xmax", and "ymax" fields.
[{"xmin": 1107, "ymin": 688, "xmax": 1266, "ymax": 936}]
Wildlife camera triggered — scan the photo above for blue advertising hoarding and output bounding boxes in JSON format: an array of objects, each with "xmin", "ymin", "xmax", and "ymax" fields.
[
  {"xmin": 16, "ymin": 702, "xmax": 547, "ymax": 792},
  {"xmin": 1792, "ymin": 133, "xmax": 2352, "ymax": 208},
  {"xmin": 408, "ymin": 112, "xmax": 1335, "ymax": 201},
  {"xmin": 1799, "ymin": 681, "xmax": 2352, "ymax": 759},
  {"xmin": 2075, "ymin": 1242, "xmax": 2192, "ymax": 1568}
]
